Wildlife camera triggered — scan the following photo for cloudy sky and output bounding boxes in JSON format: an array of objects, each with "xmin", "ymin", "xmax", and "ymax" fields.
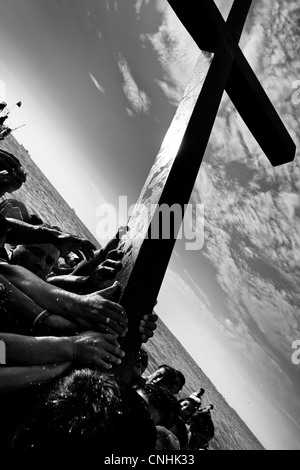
[{"xmin": 0, "ymin": 0, "xmax": 299, "ymax": 450}]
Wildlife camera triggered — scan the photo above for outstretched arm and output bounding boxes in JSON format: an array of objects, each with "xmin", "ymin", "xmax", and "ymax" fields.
[
  {"xmin": 0, "ymin": 274, "xmax": 50, "ymax": 334},
  {"xmin": 0, "ymin": 263, "xmax": 127, "ymax": 336},
  {"xmin": 0, "ymin": 333, "xmax": 73, "ymax": 365},
  {"xmin": 0, "ymin": 363, "xmax": 71, "ymax": 394},
  {"xmin": 0, "ymin": 331, "xmax": 125, "ymax": 394},
  {"xmin": 47, "ymin": 255, "xmax": 123, "ymax": 294},
  {"xmin": 5, "ymin": 218, "xmax": 96, "ymax": 260}
]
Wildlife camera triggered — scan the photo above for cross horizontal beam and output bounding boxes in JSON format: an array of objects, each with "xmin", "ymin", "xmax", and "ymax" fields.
[
  {"xmin": 113, "ymin": 0, "xmax": 295, "ymax": 383},
  {"xmin": 168, "ymin": 0, "xmax": 296, "ymax": 166},
  {"xmin": 113, "ymin": 0, "xmax": 253, "ymax": 382}
]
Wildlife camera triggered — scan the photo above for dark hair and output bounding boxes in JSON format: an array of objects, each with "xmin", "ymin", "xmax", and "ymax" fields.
[
  {"xmin": 27, "ymin": 214, "xmax": 44, "ymax": 225},
  {"xmin": 151, "ymin": 365, "xmax": 178, "ymax": 387},
  {"xmin": 175, "ymin": 370, "xmax": 185, "ymax": 389},
  {"xmin": 0, "ymin": 149, "xmax": 26, "ymax": 184},
  {"xmin": 12, "ymin": 369, "xmax": 157, "ymax": 453},
  {"xmin": 0, "ymin": 149, "xmax": 22, "ymax": 169},
  {"xmin": 189, "ymin": 407, "xmax": 215, "ymax": 443},
  {"xmin": 178, "ymin": 396, "xmax": 198, "ymax": 417},
  {"xmin": 0, "ymin": 198, "xmax": 30, "ymax": 222},
  {"xmin": 179, "ymin": 397, "xmax": 196, "ymax": 406}
]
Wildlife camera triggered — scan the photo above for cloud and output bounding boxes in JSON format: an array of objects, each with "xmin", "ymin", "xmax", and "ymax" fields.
[
  {"xmin": 163, "ymin": 267, "xmax": 296, "ymax": 420},
  {"xmin": 105, "ymin": 0, "xmax": 118, "ymax": 12},
  {"xmin": 88, "ymin": 73, "xmax": 105, "ymax": 94},
  {"xmin": 179, "ymin": 3, "xmax": 300, "ymax": 423},
  {"xmin": 142, "ymin": 0, "xmax": 243, "ymax": 106},
  {"xmin": 126, "ymin": 107, "xmax": 135, "ymax": 117},
  {"xmin": 142, "ymin": 0, "xmax": 200, "ymax": 105},
  {"xmin": 155, "ymin": 79, "xmax": 181, "ymax": 107},
  {"xmin": 117, "ymin": 54, "xmax": 151, "ymax": 114},
  {"xmin": 193, "ymin": 155, "xmax": 300, "ymax": 357},
  {"xmin": 135, "ymin": 0, "xmax": 150, "ymax": 17}
]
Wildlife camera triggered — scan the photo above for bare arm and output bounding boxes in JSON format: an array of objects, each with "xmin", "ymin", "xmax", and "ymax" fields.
[
  {"xmin": 46, "ymin": 274, "xmax": 89, "ymax": 294},
  {"xmin": 0, "ymin": 274, "xmax": 48, "ymax": 334},
  {"xmin": 0, "ymin": 274, "xmax": 79, "ymax": 335},
  {"xmin": 0, "ymin": 331, "xmax": 125, "ymax": 394},
  {"xmin": 0, "ymin": 263, "xmax": 127, "ymax": 336},
  {"xmin": 0, "ymin": 333, "xmax": 73, "ymax": 365},
  {"xmin": 5, "ymin": 218, "xmax": 96, "ymax": 259},
  {"xmin": 47, "ymin": 257, "xmax": 123, "ymax": 294},
  {"xmin": 0, "ymin": 264, "xmax": 81, "ymax": 323},
  {"xmin": 0, "ymin": 363, "xmax": 71, "ymax": 394}
]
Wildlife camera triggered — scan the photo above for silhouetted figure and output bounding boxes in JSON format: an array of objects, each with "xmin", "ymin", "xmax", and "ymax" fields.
[
  {"xmin": 12, "ymin": 369, "xmax": 157, "ymax": 453},
  {"xmin": 0, "ymin": 198, "xmax": 30, "ymax": 222},
  {"xmin": 188, "ymin": 404, "xmax": 215, "ymax": 450},
  {"xmin": 0, "ymin": 149, "xmax": 26, "ymax": 196},
  {"xmin": 188, "ymin": 388, "xmax": 205, "ymax": 407},
  {"xmin": 146, "ymin": 364, "xmax": 178, "ymax": 392},
  {"xmin": 0, "ymin": 114, "xmax": 9, "ymax": 126},
  {"xmin": 0, "ymin": 126, "xmax": 12, "ymax": 140}
]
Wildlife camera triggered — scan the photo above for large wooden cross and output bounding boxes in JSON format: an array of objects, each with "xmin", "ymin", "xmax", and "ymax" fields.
[{"xmin": 114, "ymin": 0, "xmax": 296, "ymax": 381}]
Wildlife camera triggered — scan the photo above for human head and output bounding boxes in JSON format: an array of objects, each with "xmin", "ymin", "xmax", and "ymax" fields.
[
  {"xmin": 10, "ymin": 243, "xmax": 60, "ymax": 280},
  {"xmin": 195, "ymin": 387, "xmax": 205, "ymax": 398},
  {"xmin": 0, "ymin": 149, "xmax": 26, "ymax": 197},
  {"xmin": 146, "ymin": 364, "xmax": 177, "ymax": 391},
  {"xmin": 0, "ymin": 198, "xmax": 30, "ymax": 222},
  {"xmin": 188, "ymin": 406, "xmax": 215, "ymax": 449},
  {"xmin": 188, "ymin": 388, "xmax": 205, "ymax": 406},
  {"xmin": 179, "ymin": 397, "xmax": 198, "ymax": 421},
  {"xmin": 12, "ymin": 369, "xmax": 157, "ymax": 453},
  {"xmin": 200, "ymin": 404, "xmax": 214, "ymax": 413}
]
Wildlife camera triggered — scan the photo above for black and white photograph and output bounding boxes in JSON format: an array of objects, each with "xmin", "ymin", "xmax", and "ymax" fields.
[{"xmin": 0, "ymin": 0, "xmax": 299, "ymax": 453}]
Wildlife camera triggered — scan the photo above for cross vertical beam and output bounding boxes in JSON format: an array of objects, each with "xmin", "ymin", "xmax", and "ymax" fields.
[{"xmin": 114, "ymin": 0, "xmax": 254, "ymax": 382}]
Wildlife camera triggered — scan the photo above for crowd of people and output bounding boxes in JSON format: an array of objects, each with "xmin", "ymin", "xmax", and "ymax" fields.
[
  {"xmin": 0, "ymin": 147, "xmax": 215, "ymax": 453},
  {"xmin": 0, "ymin": 102, "xmax": 12, "ymax": 141}
]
